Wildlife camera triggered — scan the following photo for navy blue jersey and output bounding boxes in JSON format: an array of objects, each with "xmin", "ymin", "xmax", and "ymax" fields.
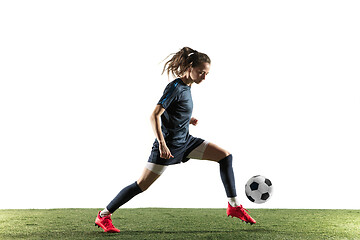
[
  {"xmin": 148, "ymin": 78, "xmax": 204, "ymax": 165},
  {"xmin": 158, "ymin": 78, "xmax": 193, "ymax": 146}
]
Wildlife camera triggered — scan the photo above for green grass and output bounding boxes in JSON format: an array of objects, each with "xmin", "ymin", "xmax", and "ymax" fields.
[{"xmin": 0, "ymin": 208, "xmax": 359, "ymax": 239}]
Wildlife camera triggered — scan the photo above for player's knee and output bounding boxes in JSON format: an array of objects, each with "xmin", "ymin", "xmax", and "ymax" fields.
[
  {"xmin": 136, "ymin": 180, "xmax": 149, "ymax": 192},
  {"xmin": 216, "ymin": 150, "xmax": 231, "ymax": 162},
  {"xmin": 218, "ymin": 153, "xmax": 233, "ymax": 165}
]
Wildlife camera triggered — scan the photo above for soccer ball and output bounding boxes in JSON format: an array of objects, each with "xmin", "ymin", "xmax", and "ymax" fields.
[{"xmin": 245, "ymin": 175, "xmax": 273, "ymax": 204}]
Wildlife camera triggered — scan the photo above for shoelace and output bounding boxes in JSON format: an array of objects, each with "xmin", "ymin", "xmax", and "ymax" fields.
[
  {"xmin": 239, "ymin": 205, "xmax": 250, "ymax": 213},
  {"xmin": 103, "ymin": 216, "xmax": 115, "ymax": 228},
  {"xmin": 235, "ymin": 205, "xmax": 251, "ymax": 217}
]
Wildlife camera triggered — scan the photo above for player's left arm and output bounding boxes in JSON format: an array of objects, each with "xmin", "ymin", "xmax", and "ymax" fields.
[{"xmin": 190, "ymin": 117, "xmax": 198, "ymax": 126}]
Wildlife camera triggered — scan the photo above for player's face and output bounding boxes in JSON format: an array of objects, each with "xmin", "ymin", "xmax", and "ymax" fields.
[{"xmin": 190, "ymin": 62, "xmax": 210, "ymax": 84}]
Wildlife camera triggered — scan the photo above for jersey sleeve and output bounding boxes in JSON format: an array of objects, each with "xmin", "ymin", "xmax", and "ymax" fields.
[{"xmin": 157, "ymin": 80, "xmax": 180, "ymax": 109}]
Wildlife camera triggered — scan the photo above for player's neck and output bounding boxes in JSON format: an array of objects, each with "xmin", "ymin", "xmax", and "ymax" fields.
[{"xmin": 180, "ymin": 76, "xmax": 193, "ymax": 86}]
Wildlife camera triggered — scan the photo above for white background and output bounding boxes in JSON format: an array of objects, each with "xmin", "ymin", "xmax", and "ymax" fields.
[{"xmin": 1, "ymin": 0, "xmax": 359, "ymax": 209}]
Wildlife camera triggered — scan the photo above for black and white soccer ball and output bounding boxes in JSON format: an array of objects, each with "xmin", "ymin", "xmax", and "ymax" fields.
[{"xmin": 245, "ymin": 175, "xmax": 273, "ymax": 204}]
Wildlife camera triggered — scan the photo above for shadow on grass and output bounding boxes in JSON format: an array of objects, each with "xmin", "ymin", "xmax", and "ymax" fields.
[
  {"xmin": 88, "ymin": 227, "xmax": 275, "ymax": 237},
  {"xmin": 1, "ymin": 227, "xmax": 276, "ymax": 240}
]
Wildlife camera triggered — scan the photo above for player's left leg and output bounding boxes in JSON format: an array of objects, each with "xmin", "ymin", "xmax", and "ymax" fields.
[{"xmin": 188, "ymin": 141, "xmax": 256, "ymax": 224}]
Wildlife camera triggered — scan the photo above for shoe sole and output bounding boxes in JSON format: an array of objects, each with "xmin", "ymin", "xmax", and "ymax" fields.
[
  {"xmin": 227, "ymin": 214, "xmax": 256, "ymax": 225},
  {"xmin": 95, "ymin": 223, "xmax": 120, "ymax": 233}
]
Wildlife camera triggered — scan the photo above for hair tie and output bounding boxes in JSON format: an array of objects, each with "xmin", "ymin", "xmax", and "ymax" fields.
[{"xmin": 188, "ymin": 51, "xmax": 198, "ymax": 57}]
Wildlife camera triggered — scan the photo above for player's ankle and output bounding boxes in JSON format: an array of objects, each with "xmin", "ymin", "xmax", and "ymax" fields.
[
  {"xmin": 100, "ymin": 208, "xmax": 111, "ymax": 218},
  {"xmin": 228, "ymin": 197, "xmax": 240, "ymax": 207}
]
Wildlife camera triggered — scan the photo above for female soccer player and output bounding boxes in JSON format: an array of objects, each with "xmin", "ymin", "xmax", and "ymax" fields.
[{"xmin": 95, "ymin": 47, "xmax": 256, "ymax": 233}]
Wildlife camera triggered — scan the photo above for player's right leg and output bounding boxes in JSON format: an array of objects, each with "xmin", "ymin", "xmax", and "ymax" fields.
[
  {"xmin": 190, "ymin": 141, "xmax": 256, "ymax": 224},
  {"xmin": 95, "ymin": 163, "xmax": 167, "ymax": 233}
]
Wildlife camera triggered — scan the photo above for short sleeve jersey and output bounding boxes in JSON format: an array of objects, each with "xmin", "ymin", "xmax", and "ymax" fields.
[{"xmin": 158, "ymin": 78, "xmax": 193, "ymax": 146}]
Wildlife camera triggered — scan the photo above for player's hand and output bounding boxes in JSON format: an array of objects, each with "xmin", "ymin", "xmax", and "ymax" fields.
[
  {"xmin": 159, "ymin": 141, "xmax": 174, "ymax": 159},
  {"xmin": 190, "ymin": 117, "xmax": 198, "ymax": 126}
]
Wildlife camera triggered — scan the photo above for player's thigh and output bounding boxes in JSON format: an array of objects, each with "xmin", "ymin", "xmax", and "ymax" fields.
[
  {"xmin": 137, "ymin": 163, "xmax": 167, "ymax": 191},
  {"xmin": 202, "ymin": 142, "xmax": 230, "ymax": 162}
]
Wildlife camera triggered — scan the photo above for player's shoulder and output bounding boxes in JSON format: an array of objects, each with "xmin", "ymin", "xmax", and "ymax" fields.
[
  {"xmin": 167, "ymin": 78, "xmax": 182, "ymax": 87},
  {"xmin": 164, "ymin": 78, "xmax": 183, "ymax": 92}
]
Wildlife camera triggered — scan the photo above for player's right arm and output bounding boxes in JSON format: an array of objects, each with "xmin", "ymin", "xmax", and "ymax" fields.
[{"xmin": 150, "ymin": 104, "xmax": 174, "ymax": 159}]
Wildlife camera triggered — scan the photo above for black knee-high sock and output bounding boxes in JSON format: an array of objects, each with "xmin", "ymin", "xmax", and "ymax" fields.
[
  {"xmin": 106, "ymin": 181, "xmax": 143, "ymax": 213},
  {"xmin": 218, "ymin": 154, "xmax": 237, "ymax": 197}
]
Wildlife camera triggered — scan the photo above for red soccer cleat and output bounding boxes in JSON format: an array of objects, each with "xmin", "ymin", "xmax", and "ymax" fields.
[
  {"xmin": 227, "ymin": 203, "xmax": 256, "ymax": 225},
  {"xmin": 95, "ymin": 211, "xmax": 120, "ymax": 233}
]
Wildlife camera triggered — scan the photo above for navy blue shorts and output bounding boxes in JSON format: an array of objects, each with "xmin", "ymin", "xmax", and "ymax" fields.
[{"xmin": 148, "ymin": 136, "xmax": 204, "ymax": 165}]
